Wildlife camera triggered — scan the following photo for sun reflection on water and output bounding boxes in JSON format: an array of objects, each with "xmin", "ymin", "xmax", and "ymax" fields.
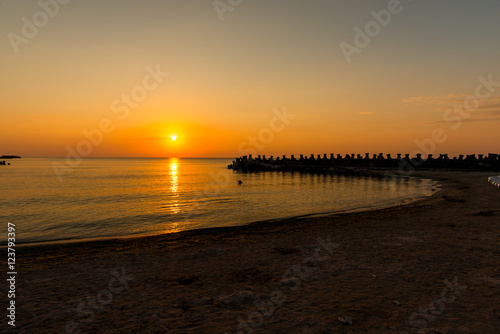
[{"xmin": 169, "ymin": 158, "xmax": 180, "ymax": 214}]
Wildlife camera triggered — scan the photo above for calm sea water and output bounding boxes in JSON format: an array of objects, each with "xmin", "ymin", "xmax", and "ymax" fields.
[{"xmin": 0, "ymin": 158, "xmax": 437, "ymax": 245}]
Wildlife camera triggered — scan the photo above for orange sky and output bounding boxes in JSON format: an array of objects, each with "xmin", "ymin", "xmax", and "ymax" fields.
[{"xmin": 1, "ymin": 1, "xmax": 499, "ymax": 158}]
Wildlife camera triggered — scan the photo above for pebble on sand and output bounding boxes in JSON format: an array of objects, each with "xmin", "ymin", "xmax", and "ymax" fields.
[{"xmin": 338, "ymin": 315, "xmax": 353, "ymax": 325}]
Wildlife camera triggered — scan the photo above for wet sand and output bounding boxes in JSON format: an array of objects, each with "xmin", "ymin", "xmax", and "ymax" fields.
[{"xmin": 14, "ymin": 171, "xmax": 500, "ymax": 333}]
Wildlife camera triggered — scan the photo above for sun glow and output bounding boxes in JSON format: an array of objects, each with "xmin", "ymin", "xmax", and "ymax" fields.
[
  {"xmin": 168, "ymin": 158, "xmax": 180, "ymax": 214},
  {"xmin": 170, "ymin": 135, "xmax": 177, "ymax": 141}
]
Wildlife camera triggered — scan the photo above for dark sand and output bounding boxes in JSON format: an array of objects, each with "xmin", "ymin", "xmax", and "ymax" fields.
[{"xmin": 13, "ymin": 171, "xmax": 500, "ymax": 333}]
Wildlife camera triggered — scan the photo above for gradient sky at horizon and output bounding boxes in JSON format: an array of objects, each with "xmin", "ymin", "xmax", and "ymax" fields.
[{"xmin": 1, "ymin": 0, "xmax": 499, "ymax": 157}]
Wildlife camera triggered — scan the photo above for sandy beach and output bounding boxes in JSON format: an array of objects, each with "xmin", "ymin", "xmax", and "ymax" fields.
[{"xmin": 14, "ymin": 171, "xmax": 500, "ymax": 333}]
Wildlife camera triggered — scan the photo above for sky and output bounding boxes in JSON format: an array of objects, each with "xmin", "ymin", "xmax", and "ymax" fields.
[{"xmin": 1, "ymin": 0, "xmax": 499, "ymax": 158}]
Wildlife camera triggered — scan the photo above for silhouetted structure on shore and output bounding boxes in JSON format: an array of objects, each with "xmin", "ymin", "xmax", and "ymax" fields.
[{"xmin": 227, "ymin": 153, "xmax": 500, "ymax": 174}]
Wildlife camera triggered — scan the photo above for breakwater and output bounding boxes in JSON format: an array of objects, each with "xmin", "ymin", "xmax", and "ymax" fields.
[{"xmin": 228, "ymin": 153, "xmax": 500, "ymax": 173}]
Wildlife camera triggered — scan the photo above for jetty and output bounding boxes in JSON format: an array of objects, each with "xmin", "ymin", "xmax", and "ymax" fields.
[{"xmin": 227, "ymin": 153, "xmax": 500, "ymax": 174}]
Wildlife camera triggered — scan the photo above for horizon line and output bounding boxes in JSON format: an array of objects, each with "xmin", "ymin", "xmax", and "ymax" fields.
[{"xmin": 8, "ymin": 156, "xmax": 235, "ymax": 159}]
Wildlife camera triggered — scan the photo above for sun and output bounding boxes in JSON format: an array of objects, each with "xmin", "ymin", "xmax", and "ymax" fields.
[{"xmin": 170, "ymin": 135, "xmax": 177, "ymax": 141}]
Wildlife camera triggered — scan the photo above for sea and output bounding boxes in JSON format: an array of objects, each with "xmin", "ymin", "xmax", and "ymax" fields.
[{"xmin": 0, "ymin": 158, "xmax": 438, "ymax": 245}]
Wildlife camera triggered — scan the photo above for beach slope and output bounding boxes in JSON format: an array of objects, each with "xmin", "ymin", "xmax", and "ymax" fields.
[{"xmin": 16, "ymin": 171, "xmax": 500, "ymax": 333}]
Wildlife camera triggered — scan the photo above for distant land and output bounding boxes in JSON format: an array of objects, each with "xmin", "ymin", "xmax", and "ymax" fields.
[{"xmin": 0, "ymin": 155, "xmax": 21, "ymax": 159}]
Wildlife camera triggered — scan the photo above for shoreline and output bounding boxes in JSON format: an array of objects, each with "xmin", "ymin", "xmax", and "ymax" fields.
[
  {"xmin": 14, "ymin": 173, "xmax": 440, "ymax": 249},
  {"xmin": 15, "ymin": 192, "xmax": 439, "ymax": 252},
  {"xmin": 18, "ymin": 171, "xmax": 500, "ymax": 333}
]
